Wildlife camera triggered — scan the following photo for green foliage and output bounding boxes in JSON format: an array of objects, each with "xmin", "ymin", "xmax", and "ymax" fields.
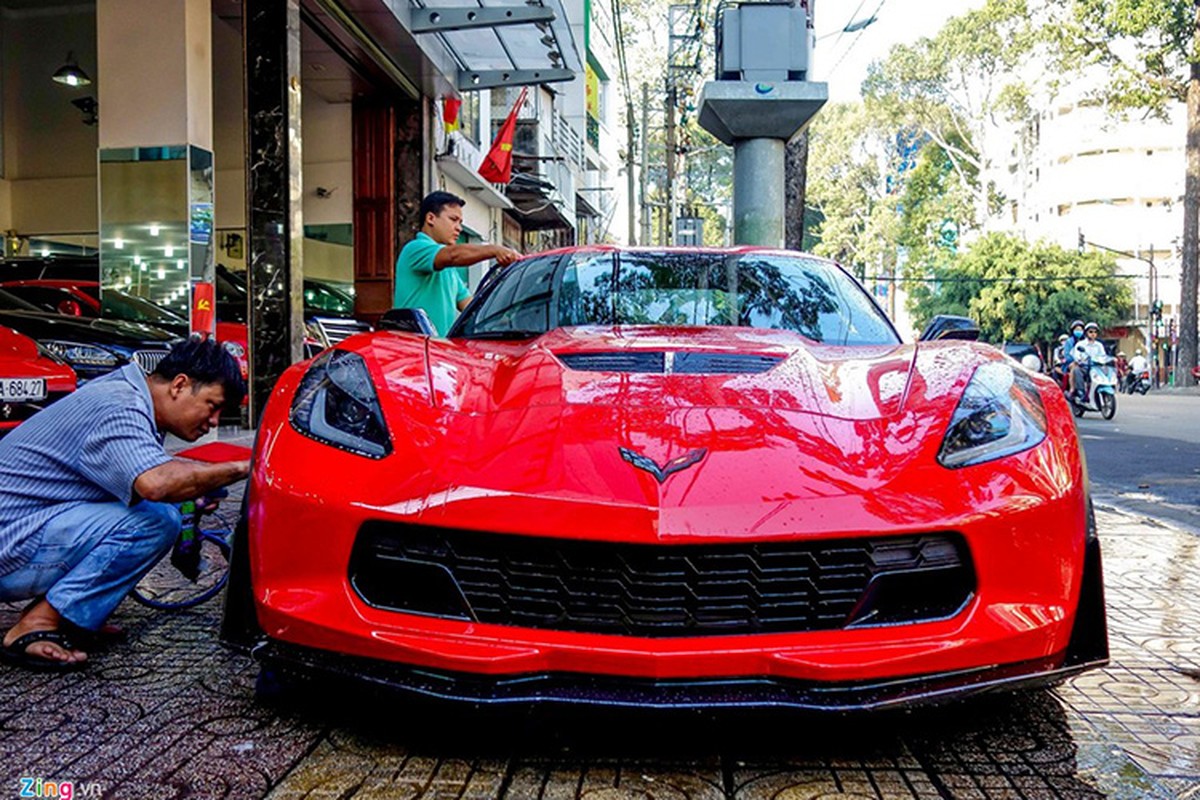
[
  {"xmin": 806, "ymin": 103, "xmax": 896, "ymax": 276},
  {"xmin": 909, "ymin": 233, "xmax": 1134, "ymax": 349},
  {"xmin": 1049, "ymin": 0, "xmax": 1195, "ymax": 114},
  {"xmin": 807, "ymin": 0, "xmax": 1037, "ymax": 286}
]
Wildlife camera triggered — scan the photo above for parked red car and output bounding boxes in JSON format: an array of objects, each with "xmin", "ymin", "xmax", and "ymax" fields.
[
  {"xmin": 0, "ymin": 324, "xmax": 76, "ymax": 433},
  {"xmin": 224, "ymin": 247, "xmax": 1107, "ymax": 711}
]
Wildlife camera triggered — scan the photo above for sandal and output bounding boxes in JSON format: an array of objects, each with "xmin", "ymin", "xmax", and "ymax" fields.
[{"xmin": 0, "ymin": 630, "xmax": 88, "ymax": 673}]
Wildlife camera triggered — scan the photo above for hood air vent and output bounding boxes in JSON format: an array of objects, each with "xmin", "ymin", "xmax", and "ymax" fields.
[
  {"xmin": 557, "ymin": 352, "xmax": 666, "ymax": 373},
  {"xmin": 673, "ymin": 352, "xmax": 782, "ymax": 374},
  {"xmin": 557, "ymin": 351, "xmax": 782, "ymax": 375}
]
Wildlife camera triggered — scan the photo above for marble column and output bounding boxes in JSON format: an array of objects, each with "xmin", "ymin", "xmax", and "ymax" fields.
[{"xmin": 244, "ymin": 0, "xmax": 304, "ymax": 422}]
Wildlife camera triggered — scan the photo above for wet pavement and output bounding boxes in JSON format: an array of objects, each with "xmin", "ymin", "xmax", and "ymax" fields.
[{"xmin": 1, "ymin": 442, "xmax": 1199, "ymax": 798}]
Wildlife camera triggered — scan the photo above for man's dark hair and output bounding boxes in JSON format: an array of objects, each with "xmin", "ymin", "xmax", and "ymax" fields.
[
  {"xmin": 420, "ymin": 190, "xmax": 466, "ymax": 224},
  {"xmin": 152, "ymin": 337, "xmax": 246, "ymax": 409}
]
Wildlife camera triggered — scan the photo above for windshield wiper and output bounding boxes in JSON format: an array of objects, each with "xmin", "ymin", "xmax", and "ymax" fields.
[{"xmin": 459, "ymin": 329, "xmax": 544, "ymax": 341}]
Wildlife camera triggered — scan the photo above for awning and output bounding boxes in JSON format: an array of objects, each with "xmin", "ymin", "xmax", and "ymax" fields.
[
  {"xmin": 506, "ymin": 173, "xmax": 572, "ymax": 231},
  {"xmin": 301, "ymin": 0, "xmax": 582, "ymax": 98},
  {"xmin": 574, "ymin": 189, "xmax": 603, "ymax": 218},
  {"xmin": 413, "ymin": 0, "xmax": 583, "ymax": 91},
  {"xmin": 436, "ymin": 153, "xmax": 514, "ymax": 208}
]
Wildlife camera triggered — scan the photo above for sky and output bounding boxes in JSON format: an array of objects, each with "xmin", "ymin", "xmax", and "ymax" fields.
[{"xmin": 810, "ymin": 0, "xmax": 986, "ymax": 103}]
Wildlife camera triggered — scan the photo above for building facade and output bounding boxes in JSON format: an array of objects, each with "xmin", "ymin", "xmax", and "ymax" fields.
[{"xmin": 0, "ymin": 0, "xmax": 600, "ymax": 413}]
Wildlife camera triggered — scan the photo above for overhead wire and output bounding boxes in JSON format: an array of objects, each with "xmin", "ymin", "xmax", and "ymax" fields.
[
  {"xmin": 827, "ymin": 0, "xmax": 869, "ymax": 55},
  {"xmin": 825, "ymin": 0, "xmax": 888, "ymax": 81}
]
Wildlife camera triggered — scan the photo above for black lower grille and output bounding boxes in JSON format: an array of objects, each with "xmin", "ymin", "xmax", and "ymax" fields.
[{"xmin": 349, "ymin": 524, "xmax": 974, "ymax": 638}]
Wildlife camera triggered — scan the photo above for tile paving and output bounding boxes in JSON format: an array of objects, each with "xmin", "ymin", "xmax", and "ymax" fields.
[{"xmin": 1, "ymin": 436, "xmax": 1198, "ymax": 798}]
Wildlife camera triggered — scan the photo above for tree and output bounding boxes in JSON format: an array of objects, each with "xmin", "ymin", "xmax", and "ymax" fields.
[
  {"xmin": 1046, "ymin": 0, "xmax": 1199, "ymax": 384},
  {"xmin": 805, "ymin": 102, "xmax": 898, "ymax": 277},
  {"xmin": 909, "ymin": 233, "xmax": 1134, "ymax": 355},
  {"xmin": 861, "ymin": 0, "xmax": 1038, "ymax": 226}
]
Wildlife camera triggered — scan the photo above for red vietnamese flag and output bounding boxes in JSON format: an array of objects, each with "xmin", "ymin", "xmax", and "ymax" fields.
[
  {"xmin": 478, "ymin": 87, "xmax": 527, "ymax": 184},
  {"xmin": 443, "ymin": 97, "xmax": 462, "ymax": 133}
]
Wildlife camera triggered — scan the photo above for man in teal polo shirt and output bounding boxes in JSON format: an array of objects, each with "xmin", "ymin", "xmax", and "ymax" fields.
[{"xmin": 393, "ymin": 190, "xmax": 522, "ymax": 335}]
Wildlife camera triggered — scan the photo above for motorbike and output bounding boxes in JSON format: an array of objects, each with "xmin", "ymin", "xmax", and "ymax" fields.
[
  {"xmin": 1070, "ymin": 354, "xmax": 1118, "ymax": 419},
  {"xmin": 1125, "ymin": 369, "xmax": 1151, "ymax": 395}
]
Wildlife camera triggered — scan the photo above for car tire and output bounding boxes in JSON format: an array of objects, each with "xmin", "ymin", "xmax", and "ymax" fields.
[{"xmin": 1099, "ymin": 392, "xmax": 1116, "ymax": 420}]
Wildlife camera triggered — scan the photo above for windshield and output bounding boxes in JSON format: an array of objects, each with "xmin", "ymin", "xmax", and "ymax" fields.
[
  {"xmin": 100, "ymin": 290, "xmax": 187, "ymax": 326},
  {"xmin": 303, "ymin": 281, "xmax": 354, "ymax": 315},
  {"xmin": 0, "ymin": 288, "xmax": 50, "ymax": 312},
  {"xmin": 452, "ymin": 251, "xmax": 899, "ymax": 345}
]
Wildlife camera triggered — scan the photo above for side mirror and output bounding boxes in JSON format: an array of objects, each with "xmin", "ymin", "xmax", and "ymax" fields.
[
  {"xmin": 918, "ymin": 314, "xmax": 981, "ymax": 342},
  {"xmin": 379, "ymin": 308, "xmax": 436, "ymax": 336}
]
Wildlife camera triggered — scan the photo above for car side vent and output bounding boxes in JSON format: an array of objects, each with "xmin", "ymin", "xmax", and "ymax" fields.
[
  {"xmin": 557, "ymin": 352, "xmax": 667, "ymax": 373},
  {"xmin": 673, "ymin": 352, "xmax": 783, "ymax": 374}
]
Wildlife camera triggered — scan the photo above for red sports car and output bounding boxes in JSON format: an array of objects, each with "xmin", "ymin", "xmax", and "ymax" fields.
[
  {"xmin": 0, "ymin": 324, "xmax": 76, "ymax": 433},
  {"xmin": 224, "ymin": 247, "xmax": 1107, "ymax": 710}
]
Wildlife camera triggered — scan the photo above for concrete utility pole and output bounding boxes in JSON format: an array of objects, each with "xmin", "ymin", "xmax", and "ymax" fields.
[
  {"xmin": 626, "ymin": 98, "xmax": 637, "ymax": 245},
  {"xmin": 697, "ymin": 1, "xmax": 826, "ymax": 247},
  {"xmin": 665, "ymin": 75, "xmax": 677, "ymax": 244},
  {"xmin": 640, "ymin": 83, "xmax": 652, "ymax": 246}
]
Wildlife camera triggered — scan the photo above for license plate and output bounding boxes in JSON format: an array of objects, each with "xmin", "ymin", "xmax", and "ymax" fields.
[{"xmin": 0, "ymin": 377, "xmax": 46, "ymax": 402}]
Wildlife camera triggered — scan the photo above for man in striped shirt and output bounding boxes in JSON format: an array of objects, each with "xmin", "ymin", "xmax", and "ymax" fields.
[{"xmin": 0, "ymin": 338, "xmax": 249, "ymax": 671}]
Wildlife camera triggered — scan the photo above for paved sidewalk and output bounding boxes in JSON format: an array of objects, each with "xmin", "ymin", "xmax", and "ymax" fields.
[{"xmin": 0, "ymin": 473, "xmax": 1198, "ymax": 798}]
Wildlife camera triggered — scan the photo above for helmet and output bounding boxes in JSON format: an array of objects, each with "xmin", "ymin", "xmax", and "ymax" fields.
[
  {"xmin": 1058, "ymin": 334, "xmax": 1069, "ymax": 342},
  {"xmin": 1136, "ymin": 348, "xmax": 1144, "ymax": 355},
  {"xmin": 1085, "ymin": 321, "xmax": 1099, "ymax": 332},
  {"xmin": 1118, "ymin": 352, "xmax": 1126, "ymax": 358},
  {"xmin": 1070, "ymin": 319, "xmax": 1084, "ymax": 330}
]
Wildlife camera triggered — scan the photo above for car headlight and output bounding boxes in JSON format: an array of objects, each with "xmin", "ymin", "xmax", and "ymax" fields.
[
  {"xmin": 35, "ymin": 342, "xmax": 69, "ymax": 366},
  {"xmin": 222, "ymin": 341, "xmax": 246, "ymax": 359},
  {"xmin": 41, "ymin": 340, "xmax": 121, "ymax": 368},
  {"xmin": 937, "ymin": 361, "xmax": 1046, "ymax": 468},
  {"xmin": 290, "ymin": 350, "xmax": 391, "ymax": 458}
]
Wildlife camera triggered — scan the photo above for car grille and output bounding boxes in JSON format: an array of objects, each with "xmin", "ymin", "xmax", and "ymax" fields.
[
  {"xmin": 311, "ymin": 316, "xmax": 371, "ymax": 346},
  {"xmin": 132, "ymin": 349, "xmax": 169, "ymax": 373},
  {"xmin": 556, "ymin": 351, "xmax": 783, "ymax": 375},
  {"xmin": 349, "ymin": 524, "xmax": 975, "ymax": 638}
]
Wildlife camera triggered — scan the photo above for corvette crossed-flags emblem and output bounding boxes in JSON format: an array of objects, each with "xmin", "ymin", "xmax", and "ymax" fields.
[{"xmin": 618, "ymin": 447, "xmax": 707, "ymax": 484}]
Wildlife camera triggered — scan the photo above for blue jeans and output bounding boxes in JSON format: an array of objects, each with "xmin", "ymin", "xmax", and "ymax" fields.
[{"xmin": 0, "ymin": 501, "xmax": 181, "ymax": 630}]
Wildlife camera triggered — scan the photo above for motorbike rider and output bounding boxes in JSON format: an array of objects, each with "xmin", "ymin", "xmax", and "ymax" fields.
[
  {"xmin": 1069, "ymin": 321, "xmax": 1107, "ymax": 403},
  {"xmin": 1060, "ymin": 320, "xmax": 1086, "ymax": 391},
  {"xmin": 1051, "ymin": 333, "xmax": 1070, "ymax": 385},
  {"xmin": 1127, "ymin": 348, "xmax": 1149, "ymax": 391}
]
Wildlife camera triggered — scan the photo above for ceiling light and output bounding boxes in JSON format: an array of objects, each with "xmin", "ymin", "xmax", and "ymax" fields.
[
  {"xmin": 164, "ymin": 245, "xmax": 174, "ymax": 257},
  {"xmin": 114, "ymin": 237, "xmax": 124, "ymax": 249},
  {"xmin": 177, "ymin": 259, "xmax": 185, "ymax": 270},
  {"xmin": 51, "ymin": 52, "xmax": 92, "ymax": 87},
  {"xmin": 133, "ymin": 255, "xmax": 142, "ymax": 266},
  {"xmin": 157, "ymin": 267, "xmax": 166, "ymax": 279},
  {"xmin": 540, "ymin": 34, "xmax": 555, "ymax": 47},
  {"xmin": 149, "ymin": 224, "xmax": 160, "ymax": 237}
]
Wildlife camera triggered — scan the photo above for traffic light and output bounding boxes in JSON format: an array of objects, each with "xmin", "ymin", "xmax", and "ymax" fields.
[
  {"xmin": 1152, "ymin": 299, "xmax": 1163, "ymax": 318},
  {"xmin": 1077, "ymin": 230, "xmax": 1085, "ymax": 253}
]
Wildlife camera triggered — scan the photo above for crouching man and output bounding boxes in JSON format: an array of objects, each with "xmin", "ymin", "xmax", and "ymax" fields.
[{"xmin": 0, "ymin": 338, "xmax": 249, "ymax": 671}]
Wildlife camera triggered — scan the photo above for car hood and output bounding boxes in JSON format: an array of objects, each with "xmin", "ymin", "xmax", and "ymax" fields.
[
  {"xmin": 353, "ymin": 328, "xmax": 1015, "ymax": 527},
  {"xmin": 0, "ymin": 325, "xmax": 42, "ymax": 360},
  {"xmin": 0, "ymin": 310, "xmax": 178, "ymax": 347},
  {"xmin": 399, "ymin": 326, "xmax": 924, "ymax": 420}
]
